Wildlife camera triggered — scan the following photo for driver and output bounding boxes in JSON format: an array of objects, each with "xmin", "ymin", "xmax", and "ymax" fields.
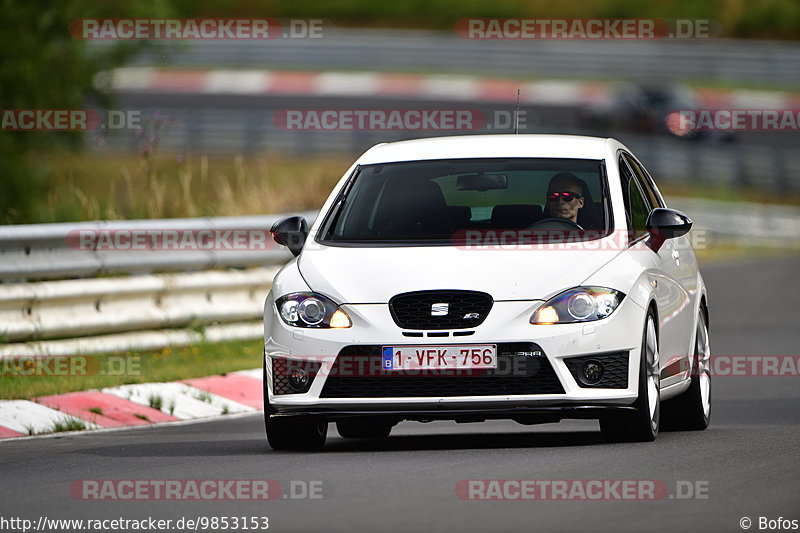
[{"xmin": 545, "ymin": 172, "xmax": 585, "ymax": 224}]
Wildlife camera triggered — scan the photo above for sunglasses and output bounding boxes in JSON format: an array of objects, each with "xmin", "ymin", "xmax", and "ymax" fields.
[{"xmin": 547, "ymin": 191, "xmax": 583, "ymax": 202}]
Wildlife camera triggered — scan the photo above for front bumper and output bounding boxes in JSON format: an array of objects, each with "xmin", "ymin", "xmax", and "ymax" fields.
[
  {"xmin": 266, "ymin": 405, "xmax": 638, "ymax": 424},
  {"xmin": 264, "ymin": 293, "xmax": 646, "ymax": 417}
]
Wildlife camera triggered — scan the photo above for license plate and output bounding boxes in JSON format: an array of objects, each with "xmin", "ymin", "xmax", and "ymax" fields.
[{"xmin": 382, "ymin": 344, "xmax": 497, "ymax": 371}]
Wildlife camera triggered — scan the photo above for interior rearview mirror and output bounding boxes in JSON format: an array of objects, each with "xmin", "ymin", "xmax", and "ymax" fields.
[{"xmin": 456, "ymin": 173, "xmax": 508, "ymax": 191}]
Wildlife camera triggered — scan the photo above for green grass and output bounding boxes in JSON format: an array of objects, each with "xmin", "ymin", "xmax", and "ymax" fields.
[
  {"xmin": 661, "ymin": 182, "xmax": 800, "ymax": 207},
  {"xmin": 194, "ymin": 389, "xmax": 214, "ymax": 403},
  {"xmin": 0, "ymin": 339, "xmax": 262, "ymax": 400},
  {"xmin": 147, "ymin": 393, "xmax": 164, "ymax": 411},
  {"xmin": 694, "ymin": 242, "xmax": 800, "ymax": 264},
  {"xmin": 21, "ymin": 150, "xmax": 349, "ymax": 224},
  {"xmin": 51, "ymin": 417, "xmax": 88, "ymax": 433}
]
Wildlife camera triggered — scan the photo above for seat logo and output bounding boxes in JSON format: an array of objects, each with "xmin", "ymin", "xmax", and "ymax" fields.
[{"xmin": 431, "ymin": 303, "xmax": 449, "ymax": 316}]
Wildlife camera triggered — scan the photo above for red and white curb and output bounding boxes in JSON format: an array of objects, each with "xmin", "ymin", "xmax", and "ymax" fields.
[
  {"xmin": 106, "ymin": 67, "xmax": 800, "ymax": 109},
  {"xmin": 0, "ymin": 368, "xmax": 263, "ymax": 439}
]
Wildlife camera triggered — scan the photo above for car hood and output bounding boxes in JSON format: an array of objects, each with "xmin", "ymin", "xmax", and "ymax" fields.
[{"xmin": 297, "ymin": 244, "xmax": 622, "ymax": 303}]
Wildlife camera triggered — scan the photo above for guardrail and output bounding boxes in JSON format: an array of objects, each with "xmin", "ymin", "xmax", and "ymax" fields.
[
  {"xmin": 0, "ymin": 213, "xmax": 314, "ymax": 282},
  {"xmin": 0, "ymin": 211, "xmax": 316, "ymax": 357},
  {"xmin": 0, "ymin": 267, "xmax": 279, "ymax": 343}
]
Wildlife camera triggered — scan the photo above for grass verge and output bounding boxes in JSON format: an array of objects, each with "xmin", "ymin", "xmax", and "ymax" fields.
[
  {"xmin": 661, "ymin": 183, "xmax": 800, "ymax": 207},
  {"xmin": 51, "ymin": 417, "xmax": 89, "ymax": 433},
  {"xmin": 694, "ymin": 242, "xmax": 800, "ymax": 264},
  {"xmin": 17, "ymin": 150, "xmax": 800, "ymax": 225},
  {"xmin": 24, "ymin": 150, "xmax": 350, "ymax": 224},
  {"xmin": 0, "ymin": 339, "xmax": 262, "ymax": 400}
]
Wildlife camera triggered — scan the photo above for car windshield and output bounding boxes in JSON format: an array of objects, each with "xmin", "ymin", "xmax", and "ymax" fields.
[{"xmin": 318, "ymin": 158, "xmax": 609, "ymax": 245}]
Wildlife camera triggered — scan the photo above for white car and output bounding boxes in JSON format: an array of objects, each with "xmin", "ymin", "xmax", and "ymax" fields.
[{"xmin": 263, "ymin": 134, "xmax": 711, "ymax": 450}]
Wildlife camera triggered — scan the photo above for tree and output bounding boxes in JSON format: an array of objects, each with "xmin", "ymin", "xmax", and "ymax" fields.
[{"xmin": 0, "ymin": 0, "xmax": 170, "ymax": 223}]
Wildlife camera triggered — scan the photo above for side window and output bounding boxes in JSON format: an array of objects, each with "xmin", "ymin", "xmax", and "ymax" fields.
[
  {"xmin": 618, "ymin": 156, "xmax": 634, "ymax": 228},
  {"xmin": 629, "ymin": 177, "xmax": 651, "ymax": 238},
  {"xmin": 619, "ymin": 156, "xmax": 651, "ymax": 239},
  {"xmin": 624, "ymin": 153, "xmax": 664, "ymax": 208}
]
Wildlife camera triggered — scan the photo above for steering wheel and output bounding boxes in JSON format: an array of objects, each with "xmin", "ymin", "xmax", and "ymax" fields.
[{"xmin": 529, "ymin": 217, "xmax": 584, "ymax": 231}]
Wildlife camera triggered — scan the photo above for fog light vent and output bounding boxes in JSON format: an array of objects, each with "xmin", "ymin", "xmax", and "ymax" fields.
[{"xmin": 564, "ymin": 352, "xmax": 629, "ymax": 389}]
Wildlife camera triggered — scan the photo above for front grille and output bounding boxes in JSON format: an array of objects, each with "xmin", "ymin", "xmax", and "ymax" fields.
[
  {"xmin": 389, "ymin": 290, "xmax": 493, "ymax": 330},
  {"xmin": 564, "ymin": 352, "xmax": 629, "ymax": 389},
  {"xmin": 320, "ymin": 343, "xmax": 565, "ymax": 398}
]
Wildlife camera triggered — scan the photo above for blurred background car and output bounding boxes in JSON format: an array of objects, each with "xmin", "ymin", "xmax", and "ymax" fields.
[{"xmin": 581, "ymin": 82, "xmax": 736, "ymax": 143}]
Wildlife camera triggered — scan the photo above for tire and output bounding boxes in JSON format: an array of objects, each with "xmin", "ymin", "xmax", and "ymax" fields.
[
  {"xmin": 662, "ymin": 309, "xmax": 711, "ymax": 431},
  {"xmin": 263, "ymin": 358, "xmax": 328, "ymax": 450},
  {"xmin": 336, "ymin": 418, "xmax": 393, "ymax": 439},
  {"xmin": 265, "ymin": 416, "xmax": 328, "ymax": 451},
  {"xmin": 600, "ymin": 311, "xmax": 660, "ymax": 442}
]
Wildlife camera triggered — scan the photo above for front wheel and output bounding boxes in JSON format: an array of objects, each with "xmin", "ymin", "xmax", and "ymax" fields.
[
  {"xmin": 662, "ymin": 309, "xmax": 711, "ymax": 431},
  {"xmin": 600, "ymin": 311, "xmax": 660, "ymax": 442},
  {"xmin": 263, "ymin": 358, "xmax": 328, "ymax": 451}
]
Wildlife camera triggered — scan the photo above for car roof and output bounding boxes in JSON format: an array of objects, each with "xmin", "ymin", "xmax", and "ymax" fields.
[{"xmin": 356, "ymin": 134, "xmax": 612, "ymax": 165}]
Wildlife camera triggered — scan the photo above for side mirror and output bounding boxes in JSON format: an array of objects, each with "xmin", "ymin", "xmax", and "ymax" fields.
[
  {"xmin": 270, "ymin": 216, "xmax": 308, "ymax": 257},
  {"xmin": 646, "ymin": 208, "xmax": 692, "ymax": 243}
]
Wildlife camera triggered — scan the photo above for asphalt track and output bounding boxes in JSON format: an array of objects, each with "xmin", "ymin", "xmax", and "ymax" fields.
[{"xmin": 1, "ymin": 257, "xmax": 799, "ymax": 533}]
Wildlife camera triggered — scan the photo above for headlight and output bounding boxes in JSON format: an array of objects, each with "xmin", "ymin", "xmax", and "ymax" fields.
[
  {"xmin": 530, "ymin": 287, "xmax": 624, "ymax": 324},
  {"xmin": 276, "ymin": 292, "xmax": 352, "ymax": 328}
]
